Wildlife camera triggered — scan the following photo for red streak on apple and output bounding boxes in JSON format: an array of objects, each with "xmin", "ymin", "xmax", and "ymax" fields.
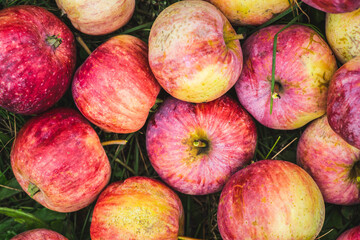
[
  {"xmin": 11, "ymin": 108, "xmax": 111, "ymax": 212},
  {"xmin": 236, "ymin": 24, "xmax": 337, "ymax": 130},
  {"xmin": 217, "ymin": 160, "xmax": 325, "ymax": 240},
  {"xmin": 327, "ymin": 56, "xmax": 360, "ymax": 149},
  {"xmin": 90, "ymin": 176, "xmax": 184, "ymax": 240},
  {"xmin": 10, "ymin": 229, "xmax": 68, "ymax": 240},
  {"xmin": 146, "ymin": 95, "xmax": 257, "ymax": 195},
  {"xmin": 0, "ymin": 5, "xmax": 76, "ymax": 115},
  {"xmin": 72, "ymin": 34, "xmax": 160, "ymax": 133},
  {"xmin": 337, "ymin": 225, "xmax": 360, "ymax": 240},
  {"xmin": 297, "ymin": 115, "xmax": 360, "ymax": 205},
  {"xmin": 303, "ymin": 0, "xmax": 360, "ymax": 13}
]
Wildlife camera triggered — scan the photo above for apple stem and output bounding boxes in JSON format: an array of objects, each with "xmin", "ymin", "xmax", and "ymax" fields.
[
  {"xmin": 193, "ymin": 140, "xmax": 207, "ymax": 148},
  {"xmin": 46, "ymin": 34, "xmax": 62, "ymax": 49},
  {"xmin": 178, "ymin": 236, "xmax": 204, "ymax": 240},
  {"xmin": 224, "ymin": 34, "xmax": 244, "ymax": 44},
  {"xmin": 28, "ymin": 182, "xmax": 40, "ymax": 197},
  {"xmin": 101, "ymin": 140, "xmax": 127, "ymax": 146}
]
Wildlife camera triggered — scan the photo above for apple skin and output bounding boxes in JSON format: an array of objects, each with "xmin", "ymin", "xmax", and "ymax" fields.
[
  {"xmin": 207, "ymin": 0, "xmax": 293, "ymax": 26},
  {"xmin": 10, "ymin": 229, "xmax": 68, "ymax": 240},
  {"xmin": 303, "ymin": 0, "xmax": 360, "ymax": 13},
  {"xmin": 146, "ymin": 95, "xmax": 257, "ymax": 195},
  {"xmin": 72, "ymin": 34, "xmax": 160, "ymax": 133},
  {"xmin": 55, "ymin": 0, "xmax": 135, "ymax": 35},
  {"xmin": 10, "ymin": 108, "xmax": 111, "ymax": 213},
  {"xmin": 337, "ymin": 226, "xmax": 360, "ymax": 240},
  {"xmin": 297, "ymin": 115, "xmax": 360, "ymax": 205},
  {"xmin": 90, "ymin": 176, "xmax": 184, "ymax": 240},
  {"xmin": 235, "ymin": 24, "xmax": 337, "ymax": 130},
  {"xmin": 326, "ymin": 8, "xmax": 360, "ymax": 63},
  {"xmin": 217, "ymin": 160, "xmax": 325, "ymax": 240},
  {"xmin": 148, "ymin": 0, "xmax": 243, "ymax": 103},
  {"xmin": 327, "ymin": 57, "xmax": 360, "ymax": 149},
  {"xmin": 0, "ymin": 5, "xmax": 76, "ymax": 115}
]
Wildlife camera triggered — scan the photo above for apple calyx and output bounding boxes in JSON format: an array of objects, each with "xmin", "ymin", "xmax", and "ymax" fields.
[
  {"xmin": 28, "ymin": 182, "xmax": 40, "ymax": 197},
  {"xmin": 271, "ymin": 82, "xmax": 282, "ymax": 99},
  {"xmin": 349, "ymin": 161, "xmax": 360, "ymax": 188},
  {"xmin": 46, "ymin": 34, "xmax": 63, "ymax": 49}
]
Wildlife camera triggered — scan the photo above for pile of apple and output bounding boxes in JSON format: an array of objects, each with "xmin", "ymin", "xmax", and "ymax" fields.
[{"xmin": 1, "ymin": 0, "xmax": 360, "ymax": 239}]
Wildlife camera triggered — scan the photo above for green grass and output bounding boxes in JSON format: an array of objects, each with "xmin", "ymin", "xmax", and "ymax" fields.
[{"xmin": 0, "ymin": 0, "xmax": 359, "ymax": 239}]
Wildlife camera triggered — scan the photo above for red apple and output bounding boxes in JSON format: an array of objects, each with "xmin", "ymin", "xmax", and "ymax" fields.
[
  {"xmin": 235, "ymin": 24, "xmax": 337, "ymax": 130},
  {"xmin": 148, "ymin": 0, "xmax": 243, "ymax": 103},
  {"xmin": 337, "ymin": 226, "xmax": 360, "ymax": 240},
  {"xmin": 327, "ymin": 56, "xmax": 360, "ymax": 149},
  {"xmin": 72, "ymin": 34, "xmax": 160, "ymax": 133},
  {"xmin": 217, "ymin": 160, "xmax": 325, "ymax": 240},
  {"xmin": 10, "ymin": 108, "xmax": 111, "ymax": 213},
  {"xmin": 11, "ymin": 229, "xmax": 68, "ymax": 240},
  {"xmin": 146, "ymin": 95, "xmax": 257, "ymax": 195},
  {"xmin": 55, "ymin": 0, "xmax": 135, "ymax": 35},
  {"xmin": 0, "ymin": 5, "xmax": 76, "ymax": 115},
  {"xmin": 208, "ymin": 0, "xmax": 294, "ymax": 26},
  {"xmin": 303, "ymin": 0, "xmax": 360, "ymax": 13},
  {"xmin": 297, "ymin": 115, "xmax": 360, "ymax": 205},
  {"xmin": 90, "ymin": 176, "xmax": 184, "ymax": 240},
  {"xmin": 326, "ymin": 7, "xmax": 360, "ymax": 63}
]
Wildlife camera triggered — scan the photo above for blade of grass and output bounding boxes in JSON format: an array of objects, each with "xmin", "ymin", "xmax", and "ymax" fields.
[
  {"xmin": 264, "ymin": 136, "xmax": 281, "ymax": 159},
  {"xmin": 0, "ymin": 207, "xmax": 49, "ymax": 229}
]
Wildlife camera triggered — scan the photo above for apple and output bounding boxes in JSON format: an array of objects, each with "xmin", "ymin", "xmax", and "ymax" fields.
[
  {"xmin": 146, "ymin": 95, "xmax": 257, "ymax": 195},
  {"xmin": 297, "ymin": 115, "xmax": 360, "ymax": 205},
  {"xmin": 235, "ymin": 24, "xmax": 337, "ymax": 130},
  {"xmin": 303, "ymin": 0, "xmax": 360, "ymax": 13},
  {"xmin": 11, "ymin": 229, "xmax": 68, "ymax": 240},
  {"xmin": 72, "ymin": 34, "xmax": 160, "ymax": 133},
  {"xmin": 10, "ymin": 108, "xmax": 111, "ymax": 213},
  {"xmin": 326, "ymin": 7, "xmax": 360, "ymax": 63},
  {"xmin": 90, "ymin": 176, "xmax": 184, "ymax": 240},
  {"xmin": 327, "ymin": 56, "xmax": 360, "ymax": 149},
  {"xmin": 337, "ymin": 226, "xmax": 360, "ymax": 240},
  {"xmin": 55, "ymin": 0, "xmax": 135, "ymax": 35},
  {"xmin": 148, "ymin": 0, "xmax": 243, "ymax": 103},
  {"xmin": 217, "ymin": 160, "xmax": 325, "ymax": 240},
  {"xmin": 0, "ymin": 5, "xmax": 76, "ymax": 115},
  {"xmin": 207, "ymin": 0, "xmax": 294, "ymax": 26}
]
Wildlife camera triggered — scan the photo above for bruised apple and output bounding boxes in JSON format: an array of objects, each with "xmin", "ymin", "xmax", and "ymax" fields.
[
  {"xmin": 0, "ymin": 5, "xmax": 76, "ymax": 115},
  {"xmin": 72, "ymin": 35, "xmax": 160, "ymax": 133},
  {"xmin": 11, "ymin": 108, "xmax": 111, "ymax": 212},
  {"xmin": 235, "ymin": 24, "xmax": 337, "ymax": 130},
  {"xmin": 149, "ymin": 0, "xmax": 243, "ymax": 103},
  {"xmin": 56, "ymin": 0, "xmax": 135, "ymax": 35},
  {"xmin": 90, "ymin": 176, "xmax": 184, "ymax": 240},
  {"xmin": 297, "ymin": 115, "xmax": 360, "ymax": 205},
  {"xmin": 146, "ymin": 95, "xmax": 257, "ymax": 195},
  {"xmin": 217, "ymin": 160, "xmax": 325, "ymax": 240},
  {"xmin": 208, "ymin": 0, "xmax": 294, "ymax": 26},
  {"xmin": 10, "ymin": 229, "xmax": 68, "ymax": 240}
]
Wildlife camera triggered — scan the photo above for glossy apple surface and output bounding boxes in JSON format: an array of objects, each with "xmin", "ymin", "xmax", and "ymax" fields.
[
  {"xmin": 11, "ymin": 108, "xmax": 111, "ymax": 212},
  {"xmin": 208, "ymin": 0, "xmax": 293, "ymax": 26},
  {"xmin": 0, "ymin": 5, "xmax": 76, "ymax": 115},
  {"xmin": 337, "ymin": 226, "xmax": 360, "ymax": 240},
  {"xmin": 297, "ymin": 115, "xmax": 360, "ymax": 205},
  {"xmin": 326, "ymin": 8, "xmax": 360, "ymax": 63},
  {"xmin": 11, "ymin": 229, "xmax": 68, "ymax": 240},
  {"xmin": 235, "ymin": 24, "xmax": 337, "ymax": 130},
  {"xmin": 72, "ymin": 34, "xmax": 160, "ymax": 133},
  {"xmin": 303, "ymin": 0, "xmax": 360, "ymax": 13},
  {"xmin": 90, "ymin": 176, "xmax": 184, "ymax": 240},
  {"xmin": 56, "ymin": 0, "xmax": 135, "ymax": 35},
  {"xmin": 217, "ymin": 160, "xmax": 325, "ymax": 240},
  {"xmin": 146, "ymin": 95, "xmax": 257, "ymax": 195},
  {"xmin": 149, "ymin": 0, "xmax": 243, "ymax": 103},
  {"xmin": 327, "ymin": 56, "xmax": 360, "ymax": 149}
]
